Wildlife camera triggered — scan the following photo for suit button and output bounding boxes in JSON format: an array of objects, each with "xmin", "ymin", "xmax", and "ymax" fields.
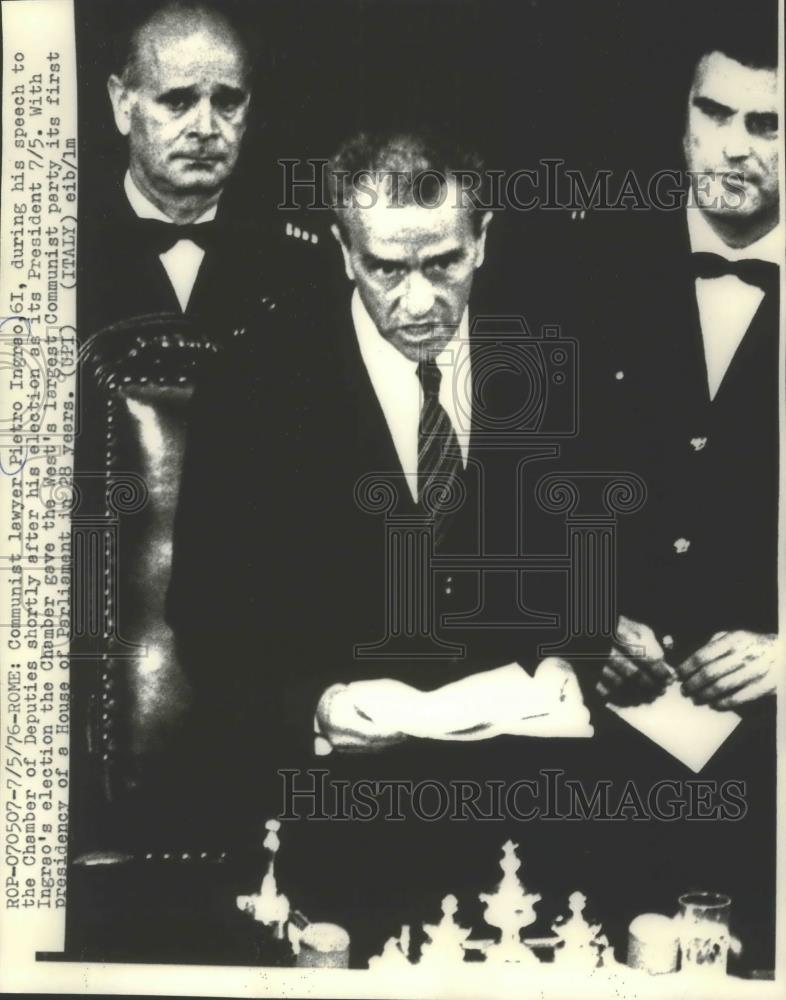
[
  {"xmin": 690, "ymin": 436, "xmax": 707, "ymax": 451},
  {"xmin": 614, "ymin": 370, "xmax": 625, "ymax": 381},
  {"xmin": 673, "ymin": 537, "xmax": 691, "ymax": 554},
  {"xmin": 662, "ymin": 634, "xmax": 674, "ymax": 650}
]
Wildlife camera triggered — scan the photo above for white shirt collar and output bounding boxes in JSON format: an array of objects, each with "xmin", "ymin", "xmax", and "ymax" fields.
[
  {"xmin": 686, "ymin": 206, "xmax": 783, "ymax": 265},
  {"xmin": 124, "ymin": 170, "xmax": 218, "ymax": 224},
  {"xmin": 687, "ymin": 207, "xmax": 780, "ymax": 401},
  {"xmin": 352, "ymin": 289, "xmax": 471, "ymax": 501}
]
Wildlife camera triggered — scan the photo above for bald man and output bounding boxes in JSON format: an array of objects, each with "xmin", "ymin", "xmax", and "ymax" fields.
[
  {"xmin": 79, "ymin": 1, "xmax": 312, "ymax": 339},
  {"xmin": 108, "ymin": 0, "xmax": 250, "ymax": 231}
]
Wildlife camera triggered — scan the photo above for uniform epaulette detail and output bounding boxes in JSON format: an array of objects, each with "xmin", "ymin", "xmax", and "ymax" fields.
[{"xmin": 285, "ymin": 220, "xmax": 320, "ymax": 244}]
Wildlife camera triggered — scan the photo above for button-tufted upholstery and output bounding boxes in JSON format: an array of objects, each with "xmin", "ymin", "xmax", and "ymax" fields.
[{"xmin": 70, "ymin": 314, "xmax": 236, "ymax": 855}]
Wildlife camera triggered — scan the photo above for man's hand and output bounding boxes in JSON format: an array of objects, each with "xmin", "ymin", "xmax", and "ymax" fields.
[
  {"xmin": 314, "ymin": 681, "xmax": 410, "ymax": 755},
  {"xmin": 595, "ymin": 615, "xmax": 674, "ymax": 706},
  {"xmin": 678, "ymin": 631, "xmax": 779, "ymax": 710}
]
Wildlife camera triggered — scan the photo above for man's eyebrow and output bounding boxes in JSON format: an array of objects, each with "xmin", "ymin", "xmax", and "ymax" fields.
[
  {"xmin": 424, "ymin": 248, "xmax": 465, "ymax": 268},
  {"xmin": 746, "ymin": 110, "xmax": 778, "ymax": 128},
  {"xmin": 693, "ymin": 95, "xmax": 734, "ymax": 116},
  {"xmin": 212, "ymin": 84, "xmax": 247, "ymax": 101},
  {"xmin": 156, "ymin": 86, "xmax": 196, "ymax": 104},
  {"xmin": 361, "ymin": 251, "xmax": 405, "ymax": 269}
]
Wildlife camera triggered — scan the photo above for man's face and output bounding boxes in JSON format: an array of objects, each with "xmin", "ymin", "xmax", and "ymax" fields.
[
  {"xmin": 334, "ymin": 183, "xmax": 491, "ymax": 361},
  {"xmin": 683, "ymin": 50, "xmax": 779, "ymax": 226},
  {"xmin": 109, "ymin": 14, "xmax": 250, "ymax": 208}
]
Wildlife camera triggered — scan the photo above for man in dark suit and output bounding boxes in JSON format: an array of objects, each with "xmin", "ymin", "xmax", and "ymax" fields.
[
  {"xmin": 168, "ymin": 130, "xmax": 596, "ymax": 959},
  {"xmin": 581, "ymin": 16, "xmax": 779, "ymax": 969},
  {"xmin": 79, "ymin": 0, "xmax": 311, "ymax": 340}
]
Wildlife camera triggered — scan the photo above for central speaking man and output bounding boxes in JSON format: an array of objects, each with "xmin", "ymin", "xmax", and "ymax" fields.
[{"xmin": 168, "ymin": 129, "xmax": 594, "ymax": 958}]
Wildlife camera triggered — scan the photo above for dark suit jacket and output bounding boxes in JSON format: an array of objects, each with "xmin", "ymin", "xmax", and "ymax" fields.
[
  {"xmin": 164, "ymin": 216, "xmax": 776, "ymax": 966},
  {"xmin": 168, "ymin": 281, "xmax": 573, "ymax": 740},
  {"xmin": 573, "ymin": 209, "xmax": 778, "ymax": 969},
  {"xmin": 77, "ymin": 173, "xmax": 327, "ymax": 341},
  {"xmin": 584, "ymin": 212, "xmax": 778, "ymax": 654},
  {"xmin": 166, "ymin": 282, "xmax": 603, "ymax": 948}
]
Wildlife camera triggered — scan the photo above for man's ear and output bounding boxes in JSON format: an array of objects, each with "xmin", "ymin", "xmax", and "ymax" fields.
[
  {"xmin": 331, "ymin": 222, "xmax": 355, "ymax": 281},
  {"xmin": 107, "ymin": 74, "xmax": 132, "ymax": 137},
  {"xmin": 473, "ymin": 211, "xmax": 494, "ymax": 270}
]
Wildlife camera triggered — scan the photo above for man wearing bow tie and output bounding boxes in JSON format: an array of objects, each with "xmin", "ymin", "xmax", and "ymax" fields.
[
  {"xmin": 79, "ymin": 1, "xmax": 296, "ymax": 338},
  {"xmin": 107, "ymin": 0, "xmax": 251, "ymax": 313},
  {"xmin": 596, "ymin": 24, "xmax": 781, "ymax": 712},
  {"xmin": 581, "ymin": 14, "xmax": 780, "ymax": 967}
]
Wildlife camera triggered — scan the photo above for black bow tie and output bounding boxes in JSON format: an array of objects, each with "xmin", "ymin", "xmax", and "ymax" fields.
[
  {"xmin": 132, "ymin": 216, "xmax": 221, "ymax": 254},
  {"xmin": 691, "ymin": 251, "xmax": 779, "ymax": 293}
]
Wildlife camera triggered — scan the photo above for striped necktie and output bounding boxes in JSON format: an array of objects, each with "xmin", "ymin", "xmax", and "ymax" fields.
[{"xmin": 416, "ymin": 358, "xmax": 463, "ymax": 533}]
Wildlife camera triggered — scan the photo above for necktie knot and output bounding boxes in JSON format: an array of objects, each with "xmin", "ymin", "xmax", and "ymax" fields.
[
  {"xmin": 691, "ymin": 251, "xmax": 779, "ymax": 292},
  {"xmin": 416, "ymin": 358, "xmax": 443, "ymax": 397}
]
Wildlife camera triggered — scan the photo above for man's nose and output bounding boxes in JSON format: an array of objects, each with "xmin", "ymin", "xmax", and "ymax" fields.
[
  {"xmin": 723, "ymin": 117, "xmax": 753, "ymax": 161},
  {"xmin": 190, "ymin": 98, "xmax": 218, "ymax": 138},
  {"xmin": 402, "ymin": 272, "xmax": 435, "ymax": 318}
]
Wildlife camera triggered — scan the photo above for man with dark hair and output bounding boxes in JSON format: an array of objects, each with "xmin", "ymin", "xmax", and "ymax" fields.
[
  {"xmin": 328, "ymin": 130, "xmax": 490, "ymax": 236},
  {"xmin": 598, "ymin": 21, "xmax": 780, "ymax": 706},
  {"xmin": 596, "ymin": 29, "xmax": 780, "ymax": 708},
  {"xmin": 169, "ymin": 128, "xmax": 592, "ymax": 959},
  {"xmin": 581, "ymin": 11, "xmax": 780, "ymax": 969}
]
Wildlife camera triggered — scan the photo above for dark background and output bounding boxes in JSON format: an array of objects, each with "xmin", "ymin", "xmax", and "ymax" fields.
[{"xmin": 75, "ymin": 0, "xmax": 714, "ymax": 217}]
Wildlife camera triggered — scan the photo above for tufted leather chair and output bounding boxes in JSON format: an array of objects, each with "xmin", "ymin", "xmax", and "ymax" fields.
[
  {"xmin": 67, "ymin": 308, "xmax": 323, "ymax": 961},
  {"xmin": 70, "ymin": 314, "xmax": 239, "ymax": 857}
]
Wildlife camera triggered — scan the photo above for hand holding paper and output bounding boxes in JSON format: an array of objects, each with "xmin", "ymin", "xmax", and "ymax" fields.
[
  {"xmin": 677, "ymin": 630, "xmax": 779, "ymax": 709},
  {"xmin": 595, "ymin": 615, "xmax": 674, "ymax": 706}
]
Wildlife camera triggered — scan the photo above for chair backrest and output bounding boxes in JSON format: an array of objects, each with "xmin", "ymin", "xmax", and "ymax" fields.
[{"xmin": 72, "ymin": 315, "xmax": 226, "ymax": 814}]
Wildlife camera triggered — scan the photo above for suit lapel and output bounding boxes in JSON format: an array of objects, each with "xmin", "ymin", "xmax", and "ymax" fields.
[
  {"xmin": 112, "ymin": 185, "xmax": 184, "ymax": 315},
  {"xmin": 661, "ymin": 214, "xmax": 780, "ymax": 411},
  {"xmin": 655, "ymin": 217, "xmax": 712, "ymax": 408},
  {"xmin": 708, "ymin": 279, "xmax": 779, "ymax": 408},
  {"xmin": 329, "ymin": 294, "xmax": 416, "ymax": 512}
]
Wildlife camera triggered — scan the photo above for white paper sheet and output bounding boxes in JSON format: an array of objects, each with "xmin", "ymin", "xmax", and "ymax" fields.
[{"xmin": 607, "ymin": 682, "xmax": 741, "ymax": 773}]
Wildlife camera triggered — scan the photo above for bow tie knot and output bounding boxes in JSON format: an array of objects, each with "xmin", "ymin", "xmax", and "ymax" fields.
[
  {"xmin": 691, "ymin": 251, "xmax": 779, "ymax": 293},
  {"xmin": 133, "ymin": 216, "xmax": 221, "ymax": 254}
]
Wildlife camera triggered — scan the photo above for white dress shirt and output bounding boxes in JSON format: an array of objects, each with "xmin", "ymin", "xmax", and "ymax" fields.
[
  {"xmin": 352, "ymin": 289, "xmax": 471, "ymax": 502},
  {"xmin": 687, "ymin": 208, "xmax": 782, "ymax": 400},
  {"xmin": 124, "ymin": 171, "xmax": 217, "ymax": 312}
]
